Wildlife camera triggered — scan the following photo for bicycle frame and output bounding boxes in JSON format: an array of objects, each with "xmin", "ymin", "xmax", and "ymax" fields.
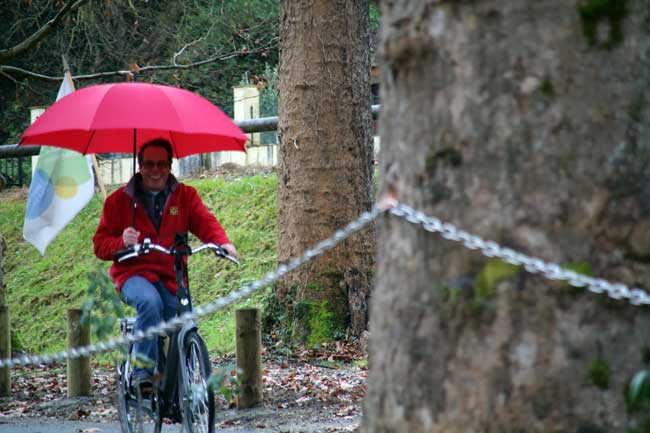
[{"xmin": 116, "ymin": 232, "xmax": 237, "ymax": 432}]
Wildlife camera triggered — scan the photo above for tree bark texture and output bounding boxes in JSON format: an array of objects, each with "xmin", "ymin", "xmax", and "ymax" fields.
[
  {"xmin": 278, "ymin": 0, "xmax": 374, "ymax": 341},
  {"xmin": 0, "ymin": 234, "xmax": 5, "ymax": 306},
  {"xmin": 364, "ymin": 1, "xmax": 650, "ymax": 433}
]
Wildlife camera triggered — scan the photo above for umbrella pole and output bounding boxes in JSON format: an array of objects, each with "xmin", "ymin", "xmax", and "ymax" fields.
[{"xmin": 132, "ymin": 128, "xmax": 136, "ymax": 228}]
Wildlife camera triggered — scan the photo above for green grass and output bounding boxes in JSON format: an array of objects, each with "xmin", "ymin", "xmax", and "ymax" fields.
[{"xmin": 0, "ymin": 173, "xmax": 278, "ymax": 357}]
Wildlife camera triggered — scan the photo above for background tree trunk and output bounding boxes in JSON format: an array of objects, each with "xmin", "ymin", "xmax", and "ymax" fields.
[
  {"xmin": 278, "ymin": 0, "xmax": 374, "ymax": 343},
  {"xmin": 364, "ymin": 1, "xmax": 650, "ymax": 432},
  {"xmin": 0, "ymin": 234, "xmax": 5, "ymax": 305}
]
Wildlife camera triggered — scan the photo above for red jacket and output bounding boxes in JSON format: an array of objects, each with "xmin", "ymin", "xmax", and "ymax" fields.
[{"xmin": 93, "ymin": 175, "xmax": 230, "ymax": 293}]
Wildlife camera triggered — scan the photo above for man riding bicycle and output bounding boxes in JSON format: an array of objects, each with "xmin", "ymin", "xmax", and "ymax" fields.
[{"xmin": 93, "ymin": 138, "xmax": 237, "ymax": 390}]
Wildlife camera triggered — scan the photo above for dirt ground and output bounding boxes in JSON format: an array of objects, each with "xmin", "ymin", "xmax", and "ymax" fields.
[{"xmin": 0, "ymin": 346, "xmax": 366, "ymax": 432}]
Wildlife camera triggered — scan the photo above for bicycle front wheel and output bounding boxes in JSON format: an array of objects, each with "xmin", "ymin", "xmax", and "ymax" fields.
[{"xmin": 179, "ymin": 332, "xmax": 215, "ymax": 433}]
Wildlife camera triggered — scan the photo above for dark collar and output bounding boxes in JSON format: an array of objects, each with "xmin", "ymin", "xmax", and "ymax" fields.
[{"xmin": 124, "ymin": 173, "xmax": 179, "ymax": 198}]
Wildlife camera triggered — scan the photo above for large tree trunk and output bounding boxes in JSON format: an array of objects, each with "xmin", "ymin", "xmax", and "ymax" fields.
[
  {"xmin": 277, "ymin": 1, "xmax": 374, "ymax": 343},
  {"xmin": 0, "ymin": 234, "xmax": 5, "ymax": 305},
  {"xmin": 364, "ymin": 1, "xmax": 650, "ymax": 432}
]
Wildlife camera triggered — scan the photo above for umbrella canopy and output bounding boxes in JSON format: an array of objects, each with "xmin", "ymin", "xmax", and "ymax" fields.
[{"xmin": 20, "ymin": 82, "xmax": 248, "ymax": 157}]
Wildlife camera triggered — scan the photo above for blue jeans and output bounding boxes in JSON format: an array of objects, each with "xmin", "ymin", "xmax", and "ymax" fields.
[{"xmin": 121, "ymin": 276, "xmax": 178, "ymax": 378}]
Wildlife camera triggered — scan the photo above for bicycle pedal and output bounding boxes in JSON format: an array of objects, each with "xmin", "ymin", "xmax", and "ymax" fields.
[
  {"xmin": 129, "ymin": 381, "xmax": 154, "ymax": 398},
  {"xmin": 139, "ymin": 384, "xmax": 154, "ymax": 397}
]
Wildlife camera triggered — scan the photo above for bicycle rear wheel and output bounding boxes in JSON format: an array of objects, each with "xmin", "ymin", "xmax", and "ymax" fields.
[
  {"xmin": 179, "ymin": 332, "xmax": 215, "ymax": 433},
  {"xmin": 116, "ymin": 345, "xmax": 162, "ymax": 433}
]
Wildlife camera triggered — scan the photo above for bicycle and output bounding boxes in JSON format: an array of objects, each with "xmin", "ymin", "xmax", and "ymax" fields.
[{"xmin": 114, "ymin": 233, "xmax": 239, "ymax": 433}]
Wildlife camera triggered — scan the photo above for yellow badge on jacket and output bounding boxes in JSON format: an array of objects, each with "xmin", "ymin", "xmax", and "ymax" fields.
[{"xmin": 169, "ymin": 206, "xmax": 179, "ymax": 216}]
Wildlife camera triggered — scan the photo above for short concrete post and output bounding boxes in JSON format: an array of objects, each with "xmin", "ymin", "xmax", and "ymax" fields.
[
  {"xmin": 236, "ymin": 308, "xmax": 262, "ymax": 408},
  {"xmin": 67, "ymin": 309, "xmax": 91, "ymax": 397},
  {"xmin": 0, "ymin": 306, "xmax": 10, "ymax": 397}
]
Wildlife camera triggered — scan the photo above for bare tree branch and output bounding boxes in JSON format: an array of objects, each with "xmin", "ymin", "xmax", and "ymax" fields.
[
  {"xmin": 0, "ymin": 39, "xmax": 278, "ymax": 82},
  {"xmin": 0, "ymin": 0, "xmax": 92, "ymax": 64},
  {"xmin": 173, "ymin": 25, "xmax": 215, "ymax": 66},
  {"xmin": 0, "ymin": 70, "xmax": 18, "ymax": 84}
]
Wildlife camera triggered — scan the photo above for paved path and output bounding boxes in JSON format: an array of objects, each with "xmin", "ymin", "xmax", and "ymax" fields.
[
  {"xmin": 0, "ymin": 418, "xmax": 121, "ymax": 433},
  {"xmin": 0, "ymin": 413, "xmax": 359, "ymax": 433}
]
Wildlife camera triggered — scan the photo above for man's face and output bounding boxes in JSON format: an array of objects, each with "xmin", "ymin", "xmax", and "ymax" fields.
[{"xmin": 139, "ymin": 146, "xmax": 171, "ymax": 192}]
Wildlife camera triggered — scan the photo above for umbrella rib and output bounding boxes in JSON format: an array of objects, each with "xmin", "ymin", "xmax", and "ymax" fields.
[
  {"xmin": 84, "ymin": 130, "xmax": 96, "ymax": 155},
  {"xmin": 168, "ymin": 130, "xmax": 179, "ymax": 158},
  {"xmin": 167, "ymin": 129, "xmax": 178, "ymax": 159}
]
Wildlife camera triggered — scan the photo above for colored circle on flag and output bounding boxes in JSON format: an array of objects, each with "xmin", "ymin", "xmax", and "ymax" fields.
[
  {"xmin": 25, "ymin": 149, "xmax": 92, "ymax": 219},
  {"xmin": 38, "ymin": 150, "xmax": 91, "ymax": 192},
  {"xmin": 25, "ymin": 168, "xmax": 55, "ymax": 219},
  {"xmin": 54, "ymin": 176, "xmax": 78, "ymax": 199}
]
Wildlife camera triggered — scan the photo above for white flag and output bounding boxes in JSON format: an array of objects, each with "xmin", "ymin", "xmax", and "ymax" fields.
[{"xmin": 23, "ymin": 72, "xmax": 94, "ymax": 255}]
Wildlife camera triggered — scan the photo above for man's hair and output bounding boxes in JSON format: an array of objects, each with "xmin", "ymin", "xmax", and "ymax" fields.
[{"xmin": 138, "ymin": 138, "xmax": 173, "ymax": 165}]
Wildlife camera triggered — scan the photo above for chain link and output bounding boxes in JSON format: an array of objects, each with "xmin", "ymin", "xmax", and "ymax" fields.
[
  {"xmin": 389, "ymin": 202, "xmax": 650, "ymax": 306},
  {"xmin": 0, "ymin": 204, "xmax": 387, "ymax": 369},
  {"xmin": 3, "ymin": 198, "xmax": 649, "ymax": 369}
]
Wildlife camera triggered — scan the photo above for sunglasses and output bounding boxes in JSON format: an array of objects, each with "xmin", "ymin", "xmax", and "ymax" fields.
[{"xmin": 141, "ymin": 160, "xmax": 171, "ymax": 170}]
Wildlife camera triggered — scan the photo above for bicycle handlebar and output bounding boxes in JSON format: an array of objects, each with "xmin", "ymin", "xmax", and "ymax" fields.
[{"xmin": 113, "ymin": 238, "xmax": 240, "ymax": 266}]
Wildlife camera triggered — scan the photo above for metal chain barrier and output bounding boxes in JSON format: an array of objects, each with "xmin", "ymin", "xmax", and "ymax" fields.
[
  {"xmin": 2, "ymin": 198, "xmax": 649, "ymax": 369},
  {"xmin": 389, "ymin": 202, "xmax": 650, "ymax": 306},
  {"xmin": 0, "ymin": 202, "xmax": 388, "ymax": 369}
]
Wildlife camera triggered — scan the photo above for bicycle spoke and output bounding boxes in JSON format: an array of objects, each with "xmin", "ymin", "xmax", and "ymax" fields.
[
  {"xmin": 180, "ymin": 334, "xmax": 214, "ymax": 433},
  {"xmin": 117, "ymin": 347, "xmax": 162, "ymax": 433},
  {"xmin": 186, "ymin": 343, "xmax": 208, "ymax": 432}
]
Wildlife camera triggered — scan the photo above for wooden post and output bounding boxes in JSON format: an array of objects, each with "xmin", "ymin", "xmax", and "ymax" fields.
[
  {"xmin": 236, "ymin": 308, "xmax": 262, "ymax": 408},
  {"xmin": 0, "ymin": 306, "xmax": 9, "ymax": 397},
  {"xmin": 67, "ymin": 309, "xmax": 91, "ymax": 397},
  {"xmin": 91, "ymin": 155, "xmax": 107, "ymax": 200}
]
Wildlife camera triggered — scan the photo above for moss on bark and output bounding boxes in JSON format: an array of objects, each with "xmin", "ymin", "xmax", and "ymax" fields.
[
  {"xmin": 293, "ymin": 299, "xmax": 346, "ymax": 346},
  {"xmin": 474, "ymin": 259, "xmax": 520, "ymax": 303},
  {"xmin": 578, "ymin": 0, "xmax": 628, "ymax": 49},
  {"xmin": 588, "ymin": 357, "xmax": 611, "ymax": 389}
]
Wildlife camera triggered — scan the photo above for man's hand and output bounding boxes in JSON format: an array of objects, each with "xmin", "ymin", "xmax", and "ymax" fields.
[
  {"xmin": 221, "ymin": 243, "xmax": 238, "ymax": 258},
  {"xmin": 122, "ymin": 227, "xmax": 141, "ymax": 247}
]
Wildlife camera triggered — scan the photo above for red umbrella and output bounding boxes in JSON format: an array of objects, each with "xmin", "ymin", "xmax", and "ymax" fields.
[
  {"xmin": 19, "ymin": 82, "xmax": 247, "ymax": 227},
  {"xmin": 20, "ymin": 82, "xmax": 248, "ymax": 156}
]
